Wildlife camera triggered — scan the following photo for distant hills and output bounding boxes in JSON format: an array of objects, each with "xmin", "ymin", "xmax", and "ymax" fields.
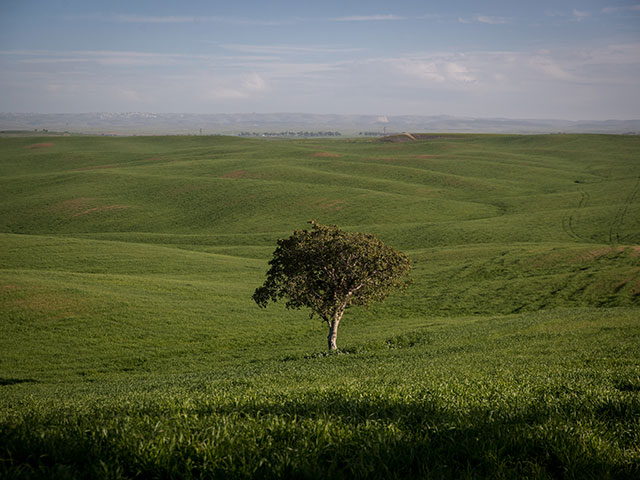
[{"xmin": 1, "ymin": 112, "xmax": 639, "ymax": 135}]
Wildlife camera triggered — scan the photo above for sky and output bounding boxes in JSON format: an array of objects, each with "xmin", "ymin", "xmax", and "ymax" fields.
[{"xmin": 1, "ymin": 0, "xmax": 639, "ymax": 119}]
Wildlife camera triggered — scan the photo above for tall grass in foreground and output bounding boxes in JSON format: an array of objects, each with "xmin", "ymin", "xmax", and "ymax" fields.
[
  {"xmin": 2, "ymin": 379, "xmax": 638, "ymax": 479},
  {"xmin": 1, "ymin": 308, "xmax": 638, "ymax": 479}
]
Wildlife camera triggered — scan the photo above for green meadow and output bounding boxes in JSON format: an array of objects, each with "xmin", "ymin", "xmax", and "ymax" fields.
[{"xmin": 1, "ymin": 133, "xmax": 639, "ymax": 478}]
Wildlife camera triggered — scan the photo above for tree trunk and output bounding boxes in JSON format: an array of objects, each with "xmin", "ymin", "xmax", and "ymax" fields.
[
  {"xmin": 328, "ymin": 317, "xmax": 340, "ymax": 351},
  {"xmin": 327, "ymin": 308, "xmax": 345, "ymax": 351}
]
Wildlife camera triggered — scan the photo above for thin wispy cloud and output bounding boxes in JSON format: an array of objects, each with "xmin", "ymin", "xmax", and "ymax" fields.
[
  {"xmin": 459, "ymin": 15, "xmax": 510, "ymax": 25},
  {"xmin": 572, "ymin": 9, "xmax": 589, "ymax": 21},
  {"xmin": 114, "ymin": 15, "xmax": 199, "ymax": 24},
  {"xmin": 602, "ymin": 5, "xmax": 640, "ymax": 13},
  {"xmin": 416, "ymin": 14, "xmax": 445, "ymax": 21},
  {"xmin": 3, "ymin": 49, "xmax": 205, "ymax": 67},
  {"xmin": 476, "ymin": 15, "xmax": 509, "ymax": 24},
  {"xmin": 393, "ymin": 57, "xmax": 476, "ymax": 84},
  {"xmin": 205, "ymin": 72, "xmax": 269, "ymax": 100},
  {"xmin": 332, "ymin": 14, "xmax": 405, "ymax": 22},
  {"xmin": 544, "ymin": 9, "xmax": 589, "ymax": 21},
  {"xmin": 109, "ymin": 14, "xmax": 291, "ymax": 26},
  {"xmin": 221, "ymin": 44, "xmax": 364, "ymax": 56},
  {"xmin": 359, "ymin": 43, "xmax": 640, "ymax": 93}
]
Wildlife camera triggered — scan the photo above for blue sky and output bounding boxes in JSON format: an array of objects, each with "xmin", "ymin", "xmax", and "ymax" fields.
[{"xmin": 1, "ymin": 1, "xmax": 639, "ymax": 119}]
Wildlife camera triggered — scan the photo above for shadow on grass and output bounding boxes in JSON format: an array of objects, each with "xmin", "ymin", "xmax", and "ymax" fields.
[
  {"xmin": 614, "ymin": 378, "xmax": 640, "ymax": 392},
  {"xmin": 1, "ymin": 390, "xmax": 637, "ymax": 479},
  {"xmin": 0, "ymin": 378, "xmax": 38, "ymax": 386}
]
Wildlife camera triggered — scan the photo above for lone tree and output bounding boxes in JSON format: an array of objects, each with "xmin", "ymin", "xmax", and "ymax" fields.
[{"xmin": 253, "ymin": 221, "xmax": 412, "ymax": 351}]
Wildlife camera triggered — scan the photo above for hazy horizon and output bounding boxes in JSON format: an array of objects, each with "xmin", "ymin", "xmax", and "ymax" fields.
[
  {"xmin": 2, "ymin": 1, "xmax": 640, "ymax": 120},
  {"xmin": 3, "ymin": 111, "xmax": 640, "ymax": 122}
]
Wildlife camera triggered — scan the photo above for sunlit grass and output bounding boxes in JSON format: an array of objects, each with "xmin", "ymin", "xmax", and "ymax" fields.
[{"xmin": 1, "ymin": 133, "xmax": 639, "ymax": 478}]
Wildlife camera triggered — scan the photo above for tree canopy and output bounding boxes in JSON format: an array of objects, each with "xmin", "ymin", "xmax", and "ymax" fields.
[{"xmin": 253, "ymin": 221, "xmax": 412, "ymax": 350}]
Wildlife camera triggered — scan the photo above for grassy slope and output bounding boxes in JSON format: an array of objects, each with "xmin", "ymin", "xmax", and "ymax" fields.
[{"xmin": 0, "ymin": 134, "xmax": 639, "ymax": 478}]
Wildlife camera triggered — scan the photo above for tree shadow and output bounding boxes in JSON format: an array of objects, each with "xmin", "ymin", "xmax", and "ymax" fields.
[{"xmin": 2, "ymin": 388, "xmax": 636, "ymax": 479}]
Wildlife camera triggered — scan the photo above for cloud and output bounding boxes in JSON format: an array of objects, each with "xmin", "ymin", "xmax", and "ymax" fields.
[
  {"xmin": 476, "ymin": 15, "xmax": 509, "ymax": 24},
  {"xmin": 380, "ymin": 44, "xmax": 640, "ymax": 92},
  {"xmin": 545, "ymin": 9, "xmax": 594, "ymax": 21},
  {"xmin": 573, "ymin": 43, "xmax": 640, "ymax": 85},
  {"xmin": 572, "ymin": 9, "xmax": 590, "ymax": 21},
  {"xmin": 458, "ymin": 15, "xmax": 510, "ymax": 24},
  {"xmin": 416, "ymin": 14, "xmax": 445, "ymax": 21},
  {"xmin": 198, "ymin": 72, "xmax": 269, "ymax": 101},
  {"xmin": 332, "ymin": 14, "xmax": 405, "ymax": 22},
  {"xmin": 395, "ymin": 60, "xmax": 446, "ymax": 82},
  {"xmin": 242, "ymin": 72, "xmax": 268, "ymax": 92},
  {"xmin": 394, "ymin": 57, "xmax": 476, "ymax": 84},
  {"xmin": 603, "ymin": 5, "xmax": 640, "ymax": 13},
  {"xmin": 445, "ymin": 63, "xmax": 475, "ymax": 82},
  {"xmin": 104, "ymin": 13, "xmax": 291, "ymax": 26},
  {"xmin": 114, "ymin": 15, "xmax": 199, "ymax": 23},
  {"xmin": 8, "ymin": 49, "xmax": 203, "ymax": 67},
  {"xmin": 116, "ymin": 88, "xmax": 144, "ymax": 102},
  {"xmin": 221, "ymin": 44, "xmax": 363, "ymax": 56},
  {"xmin": 528, "ymin": 55, "xmax": 575, "ymax": 81},
  {"xmin": 3, "ymin": 40, "xmax": 638, "ymax": 118}
]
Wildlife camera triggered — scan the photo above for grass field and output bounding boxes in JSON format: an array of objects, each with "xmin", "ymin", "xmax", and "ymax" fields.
[{"xmin": 1, "ymin": 133, "xmax": 639, "ymax": 478}]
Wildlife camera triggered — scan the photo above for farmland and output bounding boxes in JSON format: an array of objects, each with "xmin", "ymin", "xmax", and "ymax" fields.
[{"xmin": 1, "ymin": 134, "xmax": 639, "ymax": 478}]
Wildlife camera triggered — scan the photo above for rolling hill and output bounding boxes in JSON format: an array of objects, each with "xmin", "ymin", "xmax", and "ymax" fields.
[{"xmin": 1, "ymin": 133, "xmax": 638, "ymax": 478}]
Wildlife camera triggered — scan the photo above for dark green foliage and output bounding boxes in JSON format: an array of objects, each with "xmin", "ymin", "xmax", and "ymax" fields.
[{"xmin": 254, "ymin": 221, "xmax": 412, "ymax": 350}]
